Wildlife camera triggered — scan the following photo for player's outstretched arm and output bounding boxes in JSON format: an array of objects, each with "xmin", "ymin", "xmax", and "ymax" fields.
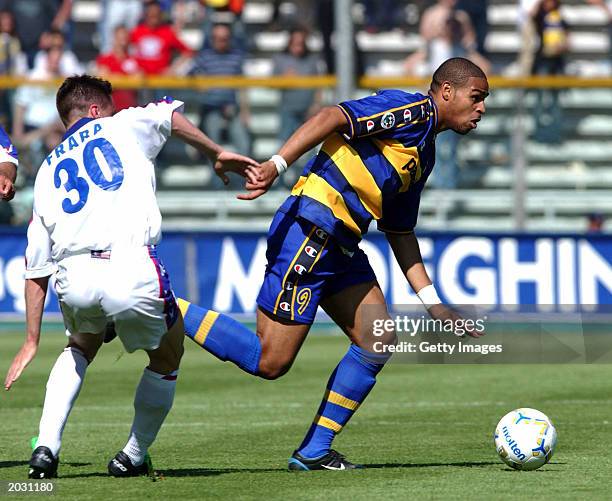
[
  {"xmin": 0, "ymin": 162, "xmax": 16, "ymax": 201},
  {"xmin": 386, "ymin": 232, "xmax": 484, "ymax": 338},
  {"xmin": 239, "ymin": 105, "xmax": 351, "ymax": 200},
  {"xmin": 4, "ymin": 276, "xmax": 50, "ymax": 390},
  {"xmin": 170, "ymin": 111, "xmax": 259, "ymax": 185}
]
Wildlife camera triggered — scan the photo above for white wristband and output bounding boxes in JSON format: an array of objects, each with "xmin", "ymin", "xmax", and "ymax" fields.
[
  {"xmin": 270, "ymin": 154, "xmax": 288, "ymax": 176},
  {"xmin": 417, "ymin": 284, "xmax": 442, "ymax": 309}
]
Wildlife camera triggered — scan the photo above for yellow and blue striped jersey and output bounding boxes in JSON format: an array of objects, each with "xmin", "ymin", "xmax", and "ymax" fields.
[{"xmin": 280, "ymin": 90, "xmax": 438, "ymax": 249}]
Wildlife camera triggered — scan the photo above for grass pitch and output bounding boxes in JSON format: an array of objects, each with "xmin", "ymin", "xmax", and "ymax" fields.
[{"xmin": 1, "ymin": 325, "xmax": 611, "ymax": 500}]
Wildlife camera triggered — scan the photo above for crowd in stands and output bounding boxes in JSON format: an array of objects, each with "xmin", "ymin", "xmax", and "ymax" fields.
[{"xmin": 0, "ymin": 0, "xmax": 610, "ymax": 223}]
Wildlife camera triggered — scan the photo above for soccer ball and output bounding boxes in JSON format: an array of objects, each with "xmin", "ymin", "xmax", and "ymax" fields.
[{"xmin": 494, "ymin": 408, "xmax": 557, "ymax": 471}]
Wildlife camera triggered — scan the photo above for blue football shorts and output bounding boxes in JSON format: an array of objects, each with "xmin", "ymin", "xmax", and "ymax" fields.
[{"xmin": 256, "ymin": 208, "xmax": 377, "ymax": 324}]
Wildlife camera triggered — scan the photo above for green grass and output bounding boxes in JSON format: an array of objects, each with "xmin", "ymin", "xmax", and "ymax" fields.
[{"xmin": 1, "ymin": 327, "xmax": 612, "ymax": 500}]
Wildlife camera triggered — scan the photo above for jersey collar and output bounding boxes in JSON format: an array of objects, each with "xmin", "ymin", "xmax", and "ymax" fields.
[{"xmin": 63, "ymin": 117, "xmax": 94, "ymax": 141}]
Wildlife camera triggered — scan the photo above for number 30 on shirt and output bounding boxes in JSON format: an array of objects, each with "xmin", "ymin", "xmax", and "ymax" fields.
[{"xmin": 53, "ymin": 138, "xmax": 124, "ymax": 214}]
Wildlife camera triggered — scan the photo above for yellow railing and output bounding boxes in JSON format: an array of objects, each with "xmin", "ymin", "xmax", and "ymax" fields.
[{"xmin": 1, "ymin": 75, "xmax": 611, "ymax": 90}]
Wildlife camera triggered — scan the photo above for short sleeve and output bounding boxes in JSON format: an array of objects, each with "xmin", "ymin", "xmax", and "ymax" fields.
[
  {"xmin": 25, "ymin": 207, "xmax": 54, "ymax": 279},
  {"xmin": 115, "ymin": 97, "xmax": 185, "ymax": 160},
  {"xmin": 377, "ymin": 189, "xmax": 423, "ymax": 235},
  {"xmin": 0, "ymin": 125, "xmax": 17, "ymax": 166},
  {"xmin": 338, "ymin": 90, "xmax": 429, "ymax": 140}
]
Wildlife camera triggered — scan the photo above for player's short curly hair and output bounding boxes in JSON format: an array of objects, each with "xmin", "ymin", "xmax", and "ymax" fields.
[
  {"xmin": 430, "ymin": 57, "xmax": 487, "ymax": 92},
  {"xmin": 56, "ymin": 74, "xmax": 113, "ymax": 126}
]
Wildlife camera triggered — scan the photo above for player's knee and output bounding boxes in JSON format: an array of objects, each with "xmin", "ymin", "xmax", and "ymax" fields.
[
  {"xmin": 67, "ymin": 338, "xmax": 101, "ymax": 363},
  {"xmin": 375, "ymin": 329, "xmax": 398, "ymax": 350},
  {"xmin": 257, "ymin": 356, "xmax": 293, "ymax": 380}
]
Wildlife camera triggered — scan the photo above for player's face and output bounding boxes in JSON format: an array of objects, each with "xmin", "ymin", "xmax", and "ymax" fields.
[{"xmin": 449, "ymin": 77, "xmax": 489, "ymax": 135}]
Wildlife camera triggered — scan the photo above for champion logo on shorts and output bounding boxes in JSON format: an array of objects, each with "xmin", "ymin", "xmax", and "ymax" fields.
[
  {"xmin": 274, "ymin": 224, "xmax": 330, "ymax": 321},
  {"xmin": 304, "ymin": 246, "xmax": 318, "ymax": 258},
  {"xmin": 403, "ymin": 108, "xmax": 412, "ymax": 122},
  {"xmin": 366, "ymin": 120, "xmax": 375, "ymax": 132}
]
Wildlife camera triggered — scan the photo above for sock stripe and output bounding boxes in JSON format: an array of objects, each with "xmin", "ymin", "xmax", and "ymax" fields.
[
  {"xmin": 194, "ymin": 311, "xmax": 220, "ymax": 346},
  {"xmin": 326, "ymin": 390, "xmax": 360, "ymax": 411},
  {"xmin": 177, "ymin": 298, "xmax": 189, "ymax": 316},
  {"xmin": 314, "ymin": 415, "xmax": 343, "ymax": 433}
]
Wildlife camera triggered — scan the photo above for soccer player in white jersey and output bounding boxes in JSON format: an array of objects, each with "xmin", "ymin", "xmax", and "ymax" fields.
[{"xmin": 4, "ymin": 75, "xmax": 258, "ymax": 479}]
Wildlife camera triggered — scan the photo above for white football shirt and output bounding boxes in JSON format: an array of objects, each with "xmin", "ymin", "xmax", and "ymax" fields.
[{"xmin": 25, "ymin": 99, "xmax": 184, "ymax": 279}]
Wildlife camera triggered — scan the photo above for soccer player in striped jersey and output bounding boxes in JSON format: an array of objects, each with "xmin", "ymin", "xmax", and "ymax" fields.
[
  {"xmin": 176, "ymin": 57, "xmax": 488, "ymax": 470},
  {"xmin": 0, "ymin": 125, "xmax": 18, "ymax": 201}
]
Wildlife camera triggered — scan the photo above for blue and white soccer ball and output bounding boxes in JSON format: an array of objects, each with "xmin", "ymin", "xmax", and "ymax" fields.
[{"xmin": 494, "ymin": 408, "xmax": 557, "ymax": 471}]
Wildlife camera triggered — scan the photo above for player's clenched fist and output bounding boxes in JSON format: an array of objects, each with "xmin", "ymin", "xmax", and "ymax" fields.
[
  {"xmin": 238, "ymin": 159, "xmax": 277, "ymax": 200},
  {"xmin": 0, "ymin": 173, "xmax": 15, "ymax": 201}
]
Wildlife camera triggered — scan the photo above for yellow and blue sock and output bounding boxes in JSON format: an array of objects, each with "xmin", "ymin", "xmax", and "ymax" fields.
[
  {"xmin": 177, "ymin": 298, "xmax": 261, "ymax": 375},
  {"xmin": 297, "ymin": 344, "xmax": 389, "ymax": 459}
]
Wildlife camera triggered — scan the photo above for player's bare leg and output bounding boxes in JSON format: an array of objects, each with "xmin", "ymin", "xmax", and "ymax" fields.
[
  {"xmin": 255, "ymin": 308, "xmax": 311, "ymax": 379},
  {"xmin": 30, "ymin": 331, "xmax": 105, "ymax": 478},
  {"xmin": 288, "ymin": 281, "xmax": 395, "ymax": 470},
  {"xmin": 176, "ymin": 296, "xmax": 310, "ymax": 378},
  {"xmin": 109, "ymin": 316, "xmax": 185, "ymax": 477}
]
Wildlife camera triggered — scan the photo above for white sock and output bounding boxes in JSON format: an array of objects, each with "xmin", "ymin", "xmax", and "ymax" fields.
[
  {"xmin": 122, "ymin": 368, "xmax": 177, "ymax": 466},
  {"xmin": 36, "ymin": 347, "xmax": 88, "ymax": 457}
]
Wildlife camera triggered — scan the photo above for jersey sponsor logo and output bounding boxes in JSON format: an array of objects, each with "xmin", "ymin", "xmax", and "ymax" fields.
[
  {"xmin": 279, "ymin": 301, "xmax": 291, "ymax": 312},
  {"xmin": 294, "ymin": 264, "xmax": 306, "ymax": 275},
  {"xmin": 381, "ymin": 112, "xmax": 395, "ymax": 129},
  {"xmin": 403, "ymin": 108, "xmax": 412, "ymax": 122},
  {"xmin": 304, "ymin": 246, "xmax": 318, "ymax": 258},
  {"xmin": 366, "ymin": 120, "xmax": 375, "ymax": 132}
]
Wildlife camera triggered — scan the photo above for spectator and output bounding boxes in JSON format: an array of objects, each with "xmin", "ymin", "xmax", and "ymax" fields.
[
  {"xmin": 0, "ymin": 10, "xmax": 28, "ymax": 127},
  {"xmin": 200, "ymin": 0, "xmax": 246, "ymax": 50},
  {"xmin": 0, "ymin": 11, "xmax": 27, "ymax": 76},
  {"xmin": 130, "ymin": 0, "xmax": 193, "ymax": 75},
  {"xmin": 12, "ymin": 45, "xmax": 65, "ymax": 184},
  {"xmin": 33, "ymin": 29, "xmax": 83, "ymax": 77},
  {"xmin": 273, "ymin": 26, "xmax": 323, "ymax": 185},
  {"xmin": 405, "ymin": 0, "xmax": 490, "ymax": 76},
  {"xmin": 362, "ymin": 0, "xmax": 398, "ymax": 33},
  {"xmin": 404, "ymin": 0, "xmax": 490, "ymax": 189},
  {"xmin": 95, "ymin": 25, "xmax": 140, "ymax": 111},
  {"xmin": 516, "ymin": 0, "xmax": 542, "ymax": 75},
  {"xmin": 98, "ymin": 0, "xmax": 142, "ymax": 54},
  {"xmin": 189, "ymin": 23, "xmax": 251, "ymax": 172},
  {"xmin": 0, "ymin": 0, "xmax": 72, "ymax": 68},
  {"xmin": 531, "ymin": 0, "xmax": 569, "ymax": 143},
  {"xmin": 456, "ymin": 0, "xmax": 489, "ymax": 56}
]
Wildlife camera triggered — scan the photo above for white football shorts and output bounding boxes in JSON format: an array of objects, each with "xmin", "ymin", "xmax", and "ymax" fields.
[{"xmin": 54, "ymin": 245, "xmax": 178, "ymax": 353}]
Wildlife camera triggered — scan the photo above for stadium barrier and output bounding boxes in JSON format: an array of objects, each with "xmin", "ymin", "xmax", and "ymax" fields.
[
  {"xmin": 2, "ymin": 75, "xmax": 612, "ymax": 90},
  {"xmin": 1, "ymin": 229, "xmax": 610, "ymax": 318}
]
